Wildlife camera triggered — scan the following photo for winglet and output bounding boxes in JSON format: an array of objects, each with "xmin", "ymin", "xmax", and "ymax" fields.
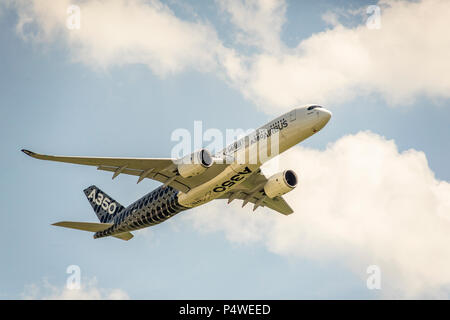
[
  {"xmin": 21, "ymin": 149, "xmax": 36, "ymax": 157},
  {"xmin": 21, "ymin": 149, "xmax": 48, "ymax": 161}
]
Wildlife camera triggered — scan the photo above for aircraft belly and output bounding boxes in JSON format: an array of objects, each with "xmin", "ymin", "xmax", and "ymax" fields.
[
  {"xmin": 177, "ymin": 121, "xmax": 315, "ymax": 209},
  {"xmin": 177, "ymin": 163, "xmax": 259, "ymax": 208}
]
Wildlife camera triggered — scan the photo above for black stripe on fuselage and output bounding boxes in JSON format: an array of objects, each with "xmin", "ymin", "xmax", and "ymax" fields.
[{"xmin": 93, "ymin": 186, "xmax": 188, "ymax": 239}]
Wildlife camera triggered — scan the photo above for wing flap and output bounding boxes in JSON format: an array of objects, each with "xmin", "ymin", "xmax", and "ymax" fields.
[
  {"xmin": 217, "ymin": 169, "xmax": 295, "ymax": 215},
  {"xmin": 97, "ymin": 165, "xmax": 191, "ymax": 193},
  {"xmin": 260, "ymin": 196, "xmax": 294, "ymax": 215},
  {"xmin": 219, "ymin": 192, "xmax": 293, "ymax": 215}
]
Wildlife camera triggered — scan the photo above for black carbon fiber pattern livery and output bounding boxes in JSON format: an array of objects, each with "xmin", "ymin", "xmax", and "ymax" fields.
[
  {"xmin": 93, "ymin": 186, "xmax": 188, "ymax": 239},
  {"xmin": 84, "ymin": 185, "xmax": 125, "ymax": 223}
]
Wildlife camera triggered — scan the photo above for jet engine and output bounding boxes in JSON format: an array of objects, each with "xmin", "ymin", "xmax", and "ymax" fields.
[
  {"xmin": 263, "ymin": 170, "xmax": 298, "ymax": 198},
  {"xmin": 177, "ymin": 149, "xmax": 213, "ymax": 178}
]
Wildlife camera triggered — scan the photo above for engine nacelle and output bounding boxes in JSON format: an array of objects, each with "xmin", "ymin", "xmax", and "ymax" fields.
[
  {"xmin": 177, "ymin": 149, "xmax": 213, "ymax": 178},
  {"xmin": 264, "ymin": 170, "xmax": 298, "ymax": 198}
]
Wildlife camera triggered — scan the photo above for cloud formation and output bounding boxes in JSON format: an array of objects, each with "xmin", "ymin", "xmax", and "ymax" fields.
[
  {"xmin": 223, "ymin": 0, "xmax": 450, "ymax": 111},
  {"xmin": 12, "ymin": 0, "xmax": 224, "ymax": 75},
  {"xmin": 217, "ymin": 0, "xmax": 286, "ymax": 52},
  {"xmin": 185, "ymin": 131, "xmax": 450, "ymax": 298},
  {"xmin": 8, "ymin": 0, "xmax": 450, "ymax": 111}
]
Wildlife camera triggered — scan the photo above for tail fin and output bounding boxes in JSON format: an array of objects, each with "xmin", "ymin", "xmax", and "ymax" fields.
[{"xmin": 83, "ymin": 185, "xmax": 125, "ymax": 223}]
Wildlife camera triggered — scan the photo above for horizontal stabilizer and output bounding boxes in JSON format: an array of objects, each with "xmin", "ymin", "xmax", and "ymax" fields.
[
  {"xmin": 112, "ymin": 232, "xmax": 134, "ymax": 241},
  {"xmin": 52, "ymin": 221, "xmax": 113, "ymax": 232}
]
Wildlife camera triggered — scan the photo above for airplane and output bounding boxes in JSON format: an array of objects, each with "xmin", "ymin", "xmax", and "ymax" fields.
[{"xmin": 22, "ymin": 105, "xmax": 331, "ymax": 241}]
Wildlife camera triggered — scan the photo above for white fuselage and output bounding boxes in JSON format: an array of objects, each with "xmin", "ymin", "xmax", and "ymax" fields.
[{"xmin": 177, "ymin": 105, "xmax": 332, "ymax": 208}]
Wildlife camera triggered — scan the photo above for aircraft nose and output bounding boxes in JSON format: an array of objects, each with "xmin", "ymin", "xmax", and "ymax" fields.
[
  {"xmin": 320, "ymin": 108, "xmax": 332, "ymax": 123},
  {"xmin": 312, "ymin": 108, "xmax": 332, "ymax": 133}
]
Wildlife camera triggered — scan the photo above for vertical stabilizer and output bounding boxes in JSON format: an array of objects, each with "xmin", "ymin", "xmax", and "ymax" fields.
[{"xmin": 83, "ymin": 185, "xmax": 125, "ymax": 223}]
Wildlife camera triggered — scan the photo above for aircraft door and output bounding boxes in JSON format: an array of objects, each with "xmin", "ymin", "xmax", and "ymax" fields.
[{"xmin": 289, "ymin": 110, "xmax": 296, "ymax": 122}]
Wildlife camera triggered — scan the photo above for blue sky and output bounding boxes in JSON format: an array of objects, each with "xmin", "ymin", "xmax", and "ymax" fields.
[{"xmin": 1, "ymin": 0, "xmax": 450, "ymax": 299}]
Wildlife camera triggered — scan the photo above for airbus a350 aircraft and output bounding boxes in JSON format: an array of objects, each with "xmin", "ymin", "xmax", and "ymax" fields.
[{"xmin": 22, "ymin": 105, "xmax": 331, "ymax": 240}]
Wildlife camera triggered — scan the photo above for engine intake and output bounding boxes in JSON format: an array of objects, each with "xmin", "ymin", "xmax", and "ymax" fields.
[
  {"xmin": 264, "ymin": 170, "xmax": 298, "ymax": 198},
  {"xmin": 177, "ymin": 149, "xmax": 213, "ymax": 178}
]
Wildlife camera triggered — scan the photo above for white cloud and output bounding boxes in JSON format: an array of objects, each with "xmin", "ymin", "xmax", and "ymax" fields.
[
  {"xmin": 217, "ymin": 0, "xmax": 286, "ymax": 52},
  {"xmin": 185, "ymin": 131, "xmax": 450, "ymax": 298},
  {"xmin": 9, "ymin": 0, "xmax": 450, "ymax": 111},
  {"xmin": 222, "ymin": 0, "xmax": 450, "ymax": 112},
  {"xmin": 22, "ymin": 278, "xmax": 129, "ymax": 300},
  {"xmin": 13, "ymin": 0, "xmax": 224, "ymax": 75}
]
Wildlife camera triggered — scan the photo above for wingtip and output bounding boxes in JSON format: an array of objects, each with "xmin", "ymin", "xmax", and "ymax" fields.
[{"xmin": 21, "ymin": 149, "xmax": 35, "ymax": 157}]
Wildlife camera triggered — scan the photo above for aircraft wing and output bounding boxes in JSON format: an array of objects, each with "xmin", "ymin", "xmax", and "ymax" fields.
[
  {"xmin": 217, "ymin": 169, "xmax": 294, "ymax": 215},
  {"xmin": 21, "ymin": 149, "xmax": 227, "ymax": 193}
]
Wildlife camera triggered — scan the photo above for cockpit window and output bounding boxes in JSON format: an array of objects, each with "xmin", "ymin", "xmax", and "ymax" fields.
[{"xmin": 307, "ymin": 105, "xmax": 322, "ymax": 110}]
